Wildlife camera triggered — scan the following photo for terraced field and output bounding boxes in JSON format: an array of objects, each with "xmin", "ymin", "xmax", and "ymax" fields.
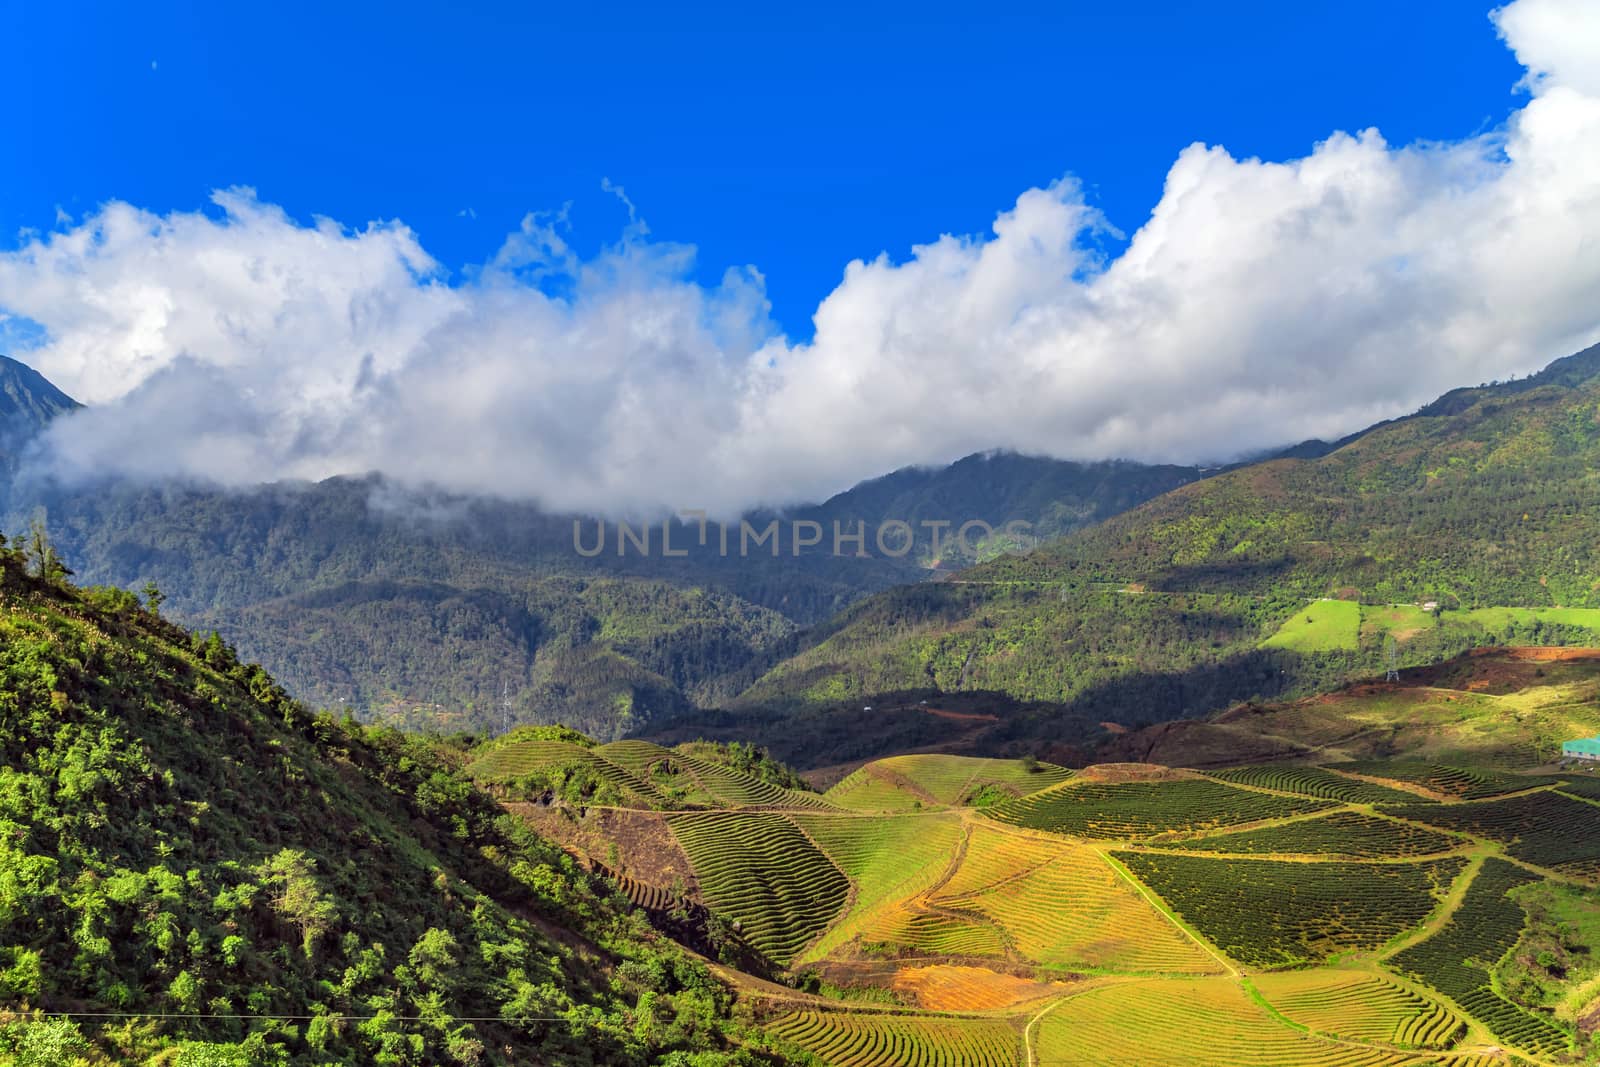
[
  {"xmin": 1250, "ymin": 971, "xmax": 1465, "ymax": 1049},
  {"xmin": 872, "ymin": 754, "xmax": 1072, "ymax": 805},
  {"xmin": 666, "ymin": 811, "xmax": 850, "ymax": 963},
  {"xmin": 1388, "ymin": 858, "xmax": 1574, "ymax": 1059},
  {"xmin": 865, "ymin": 910, "xmax": 1008, "ymax": 957},
  {"xmin": 792, "ymin": 812, "xmax": 966, "ymax": 961},
  {"xmin": 987, "ymin": 776, "xmax": 1335, "ymax": 839},
  {"xmin": 467, "ymin": 739, "xmax": 663, "ymax": 804},
  {"xmin": 890, "ymin": 965, "xmax": 1065, "ymax": 1011},
  {"xmin": 597, "ymin": 739, "xmax": 837, "ymax": 809},
  {"xmin": 1383, "ymin": 790, "xmax": 1600, "ymax": 875},
  {"xmin": 767, "ymin": 1010, "xmax": 1020, "ymax": 1067},
  {"xmin": 1116, "ymin": 854, "xmax": 1465, "ymax": 967},
  {"xmin": 822, "ymin": 765, "xmax": 933, "ymax": 811},
  {"xmin": 1147, "ymin": 811, "xmax": 1463, "ymax": 858},
  {"xmin": 1331, "ymin": 762, "xmax": 1528, "ymax": 800},
  {"xmin": 930, "ymin": 823, "xmax": 1218, "ymax": 973},
  {"xmin": 1208, "ymin": 764, "xmax": 1426, "ymax": 805},
  {"xmin": 1034, "ymin": 978, "xmax": 1414, "ymax": 1066}
]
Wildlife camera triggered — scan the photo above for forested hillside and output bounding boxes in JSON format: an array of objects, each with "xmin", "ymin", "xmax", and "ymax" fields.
[
  {"xmin": 734, "ymin": 344, "xmax": 1600, "ymax": 741},
  {"xmin": 0, "ymin": 547, "xmax": 801, "ymax": 1065}
]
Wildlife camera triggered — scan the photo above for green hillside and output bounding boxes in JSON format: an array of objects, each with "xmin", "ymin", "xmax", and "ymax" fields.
[
  {"xmin": 733, "ymin": 343, "xmax": 1600, "ymax": 743},
  {"xmin": 0, "ymin": 551, "xmax": 797, "ymax": 1064}
]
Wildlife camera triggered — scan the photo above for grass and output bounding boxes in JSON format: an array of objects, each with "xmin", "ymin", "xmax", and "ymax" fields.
[
  {"xmin": 767, "ymin": 1010, "xmax": 1020, "ymax": 1067},
  {"xmin": 1261, "ymin": 599, "xmax": 1362, "ymax": 652},
  {"xmin": 466, "ymin": 739, "xmax": 663, "ymax": 804}
]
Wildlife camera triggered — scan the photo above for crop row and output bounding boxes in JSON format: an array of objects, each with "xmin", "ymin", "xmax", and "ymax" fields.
[
  {"xmin": 597, "ymin": 740, "xmax": 836, "ymax": 809},
  {"xmin": 767, "ymin": 1010, "xmax": 1020, "ymax": 1067},
  {"xmin": 1035, "ymin": 978, "xmax": 1414, "ymax": 1066},
  {"xmin": 1331, "ymin": 762, "xmax": 1527, "ymax": 800},
  {"xmin": 986, "ymin": 777, "xmax": 1335, "ymax": 839},
  {"xmin": 1388, "ymin": 858, "xmax": 1571, "ymax": 1058},
  {"xmin": 873, "ymin": 753, "xmax": 1072, "ymax": 805},
  {"xmin": 467, "ymin": 739, "xmax": 662, "ymax": 803},
  {"xmin": 1382, "ymin": 790, "xmax": 1600, "ymax": 872},
  {"xmin": 1117, "ymin": 853, "xmax": 1465, "ymax": 968},
  {"xmin": 667, "ymin": 811, "xmax": 849, "ymax": 964},
  {"xmin": 1251, "ymin": 971, "xmax": 1463, "ymax": 1049},
  {"xmin": 1208, "ymin": 764, "xmax": 1424, "ymax": 805},
  {"xmin": 1148, "ymin": 811, "xmax": 1462, "ymax": 858}
]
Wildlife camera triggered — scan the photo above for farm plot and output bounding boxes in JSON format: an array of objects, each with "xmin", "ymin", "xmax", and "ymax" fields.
[
  {"xmin": 1383, "ymin": 790, "xmax": 1600, "ymax": 875},
  {"xmin": 986, "ymin": 777, "xmax": 1335, "ymax": 839},
  {"xmin": 872, "ymin": 754, "xmax": 1072, "ymax": 806},
  {"xmin": 864, "ymin": 910, "xmax": 1008, "ymax": 958},
  {"xmin": 767, "ymin": 1010, "xmax": 1020, "ymax": 1067},
  {"xmin": 667, "ymin": 811, "xmax": 849, "ymax": 964},
  {"xmin": 1331, "ymin": 762, "xmax": 1527, "ymax": 800},
  {"xmin": 1034, "ymin": 977, "xmax": 1413, "ymax": 1066},
  {"xmin": 791, "ymin": 812, "xmax": 966, "ymax": 961},
  {"xmin": 467, "ymin": 739, "xmax": 663, "ymax": 805},
  {"xmin": 1147, "ymin": 811, "xmax": 1462, "ymax": 858},
  {"xmin": 1117, "ymin": 853, "xmax": 1464, "ymax": 968},
  {"xmin": 597, "ymin": 739, "xmax": 835, "ymax": 809},
  {"xmin": 890, "ymin": 965, "xmax": 1065, "ymax": 1011},
  {"xmin": 1388, "ymin": 858, "xmax": 1572, "ymax": 1058},
  {"xmin": 823, "ymin": 765, "xmax": 933, "ymax": 811},
  {"xmin": 1209, "ymin": 764, "xmax": 1425, "ymax": 805},
  {"xmin": 930, "ymin": 823, "xmax": 1217, "ymax": 973},
  {"xmin": 1250, "ymin": 970, "xmax": 1464, "ymax": 1049}
]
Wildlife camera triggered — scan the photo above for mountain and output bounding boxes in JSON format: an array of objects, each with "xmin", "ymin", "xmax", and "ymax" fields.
[
  {"xmin": 0, "ymin": 553, "xmax": 801, "ymax": 1065},
  {"xmin": 0, "ymin": 354, "xmax": 78, "ymax": 459},
  {"xmin": 0, "ymin": 354, "xmax": 1201, "ymax": 737},
  {"xmin": 721, "ymin": 343, "xmax": 1600, "ymax": 759}
]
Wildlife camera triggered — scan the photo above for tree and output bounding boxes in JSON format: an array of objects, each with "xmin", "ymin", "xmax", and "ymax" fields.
[
  {"xmin": 25, "ymin": 515, "xmax": 70, "ymax": 584},
  {"xmin": 142, "ymin": 580, "xmax": 166, "ymax": 615}
]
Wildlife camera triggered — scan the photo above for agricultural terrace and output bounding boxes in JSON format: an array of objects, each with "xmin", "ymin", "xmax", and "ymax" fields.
[
  {"xmin": 466, "ymin": 739, "xmax": 664, "ymax": 805},
  {"xmin": 1383, "ymin": 790, "xmax": 1600, "ymax": 876},
  {"xmin": 1146, "ymin": 811, "xmax": 1463, "ymax": 858},
  {"xmin": 858, "ymin": 753, "xmax": 1071, "ymax": 806},
  {"xmin": 790, "ymin": 812, "xmax": 967, "ymax": 961},
  {"xmin": 666, "ymin": 810, "xmax": 849, "ymax": 963},
  {"xmin": 597, "ymin": 739, "xmax": 838, "ymax": 809},
  {"xmin": 1388, "ymin": 859, "xmax": 1573, "ymax": 1059},
  {"xmin": 1034, "ymin": 978, "xmax": 1417, "ymax": 1066},
  {"xmin": 928, "ymin": 822, "xmax": 1218, "ymax": 973},
  {"xmin": 767, "ymin": 1010, "xmax": 1020, "ymax": 1067},
  {"xmin": 1249, "ymin": 971, "xmax": 1464, "ymax": 1049},
  {"xmin": 1115, "ymin": 853, "xmax": 1466, "ymax": 967},
  {"xmin": 1330, "ymin": 762, "xmax": 1528, "ymax": 800},
  {"xmin": 986, "ymin": 776, "xmax": 1335, "ymax": 839},
  {"xmin": 1208, "ymin": 764, "xmax": 1426, "ymax": 805}
]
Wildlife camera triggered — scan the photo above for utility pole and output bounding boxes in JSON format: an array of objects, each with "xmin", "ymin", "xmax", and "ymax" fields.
[{"xmin": 501, "ymin": 679, "xmax": 513, "ymax": 736}]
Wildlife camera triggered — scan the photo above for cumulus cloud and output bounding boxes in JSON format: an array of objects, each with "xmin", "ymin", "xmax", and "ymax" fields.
[{"xmin": 2, "ymin": 0, "xmax": 1599, "ymax": 517}]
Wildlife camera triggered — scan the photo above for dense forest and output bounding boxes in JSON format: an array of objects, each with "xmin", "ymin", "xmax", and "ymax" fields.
[{"xmin": 0, "ymin": 536, "xmax": 808, "ymax": 1065}]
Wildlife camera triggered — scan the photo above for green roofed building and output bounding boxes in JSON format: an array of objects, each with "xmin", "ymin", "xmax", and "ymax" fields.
[{"xmin": 1565, "ymin": 737, "xmax": 1600, "ymax": 761}]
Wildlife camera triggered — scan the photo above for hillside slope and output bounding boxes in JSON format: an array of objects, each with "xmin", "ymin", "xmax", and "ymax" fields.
[
  {"xmin": 0, "ymin": 552, "xmax": 796, "ymax": 1065},
  {"xmin": 735, "ymin": 343, "xmax": 1600, "ymax": 736}
]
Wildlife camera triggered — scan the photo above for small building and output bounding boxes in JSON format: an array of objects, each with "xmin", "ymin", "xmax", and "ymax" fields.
[
  {"xmin": 1421, "ymin": 600, "xmax": 1439, "ymax": 612},
  {"xmin": 1564, "ymin": 736, "xmax": 1600, "ymax": 762}
]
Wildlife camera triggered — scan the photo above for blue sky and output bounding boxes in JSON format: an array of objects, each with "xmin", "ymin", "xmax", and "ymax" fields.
[
  {"xmin": 4, "ymin": 0, "xmax": 1525, "ymax": 337},
  {"xmin": 4, "ymin": 0, "xmax": 1597, "ymax": 515}
]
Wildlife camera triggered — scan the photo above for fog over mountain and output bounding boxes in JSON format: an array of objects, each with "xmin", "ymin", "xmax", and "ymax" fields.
[{"xmin": 1, "ymin": 0, "xmax": 1597, "ymax": 517}]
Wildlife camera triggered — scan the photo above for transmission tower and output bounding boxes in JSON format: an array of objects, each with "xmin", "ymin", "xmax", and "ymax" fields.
[
  {"xmin": 501, "ymin": 679, "xmax": 513, "ymax": 736},
  {"xmin": 1384, "ymin": 635, "xmax": 1400, "ymax": 682}
]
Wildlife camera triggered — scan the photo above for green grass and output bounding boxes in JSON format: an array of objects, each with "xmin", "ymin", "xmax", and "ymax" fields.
[
  {"xmin": 1457, "ymin": 606, "xmax": 1600, "ymax": 632},
  {"xmin": 1260, "ymin": 599, "xmax": 1362, "ymax": 652}
]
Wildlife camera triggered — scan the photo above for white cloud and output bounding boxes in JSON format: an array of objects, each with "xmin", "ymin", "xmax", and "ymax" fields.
[{"xmin": 2, "ymin": 0, "xmax": 1599, "ymax": 517}]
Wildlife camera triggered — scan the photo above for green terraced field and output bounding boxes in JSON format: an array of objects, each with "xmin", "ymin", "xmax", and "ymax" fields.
[
  {"xmin": 1251, "ymin": 971, "xmax": 1464, "ymax": 1049},
  {"xmin": 767, "ymin": 1010, "xmax": 1020, "ymax": 1066},
  {"xmin": 1035, "ymin": 978, "xmax": 1414, "ymax": 1066},
  {"xmin": 1117, "ymin": 854, "xmax": 1465, "ymax": 967},
  {"xmin": 1388, "ymin": 859, "xmax": 1573, "ymax": 1059},
  {"xmin": 1331, "ymin": 762, "xmax": 1529, "ymax": 800},
  {"xmin": 1208, "ymin": 765, "xmax": 1426, "ymax": 805},
  {"xmin": 869, "ymin": 753, "xmax": 1072, "ymax": 805},
  {"xmin": 1147, "ymin": 811, "xmax": 1463, "ymax": 858},
  {"xmin": 791, "ymin": 811, "xmax": 967, "ymax": 961},
  {"xmin": 821, "ymin": 765, "xmax": 935, "ymax": 811},
  {"xmin": 596, "ymin": 739, "xmax": 838, "ymax": 809},
  {"xmin": 1382, "ymin": 790, "xmax": 1600, "ymax": 875},
  {"xmin": 666, "ymin": 810, "xmax": 850, "ymax": 963},
  {"xmin": 466, "ymin": 739, "xmax": 663, "ymax": 803},
  {"xmin": 986, "ymin": 776, "xmax": 1335, "ymax": 839}
]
